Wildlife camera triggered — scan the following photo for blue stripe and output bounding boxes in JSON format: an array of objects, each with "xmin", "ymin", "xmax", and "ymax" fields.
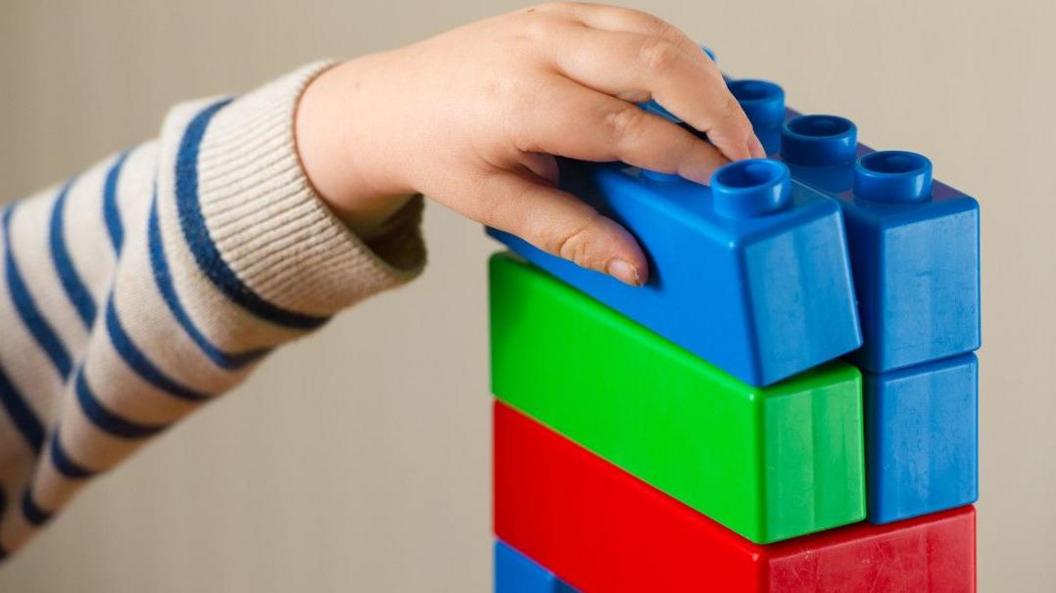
[
  {"xmin": 74, "ymin": 369, "xmax": 167, "ymax": 439},
  {"xmin": 3, "ymin": 206, "xmax": 72, "ymax": 378},
  {"xmin": 0, "ymin": 362, "xmax": 45, "ymax": 455},
  {"xmin": 50, "ymin": 177, "xmax": 98, "ymax": 328},
  {"xmin": 103, "ymin": 150, "xmax": 131, "ymax": 254},
  {"xmin": 175, "ymin": 99, "xmax": 329, "ymax": 330},
  {"xmin": 148, "ymin": 198, "xmax": 270, "ymax": 370},
  {"xmin": 20, "ymin": 488, "xmax": 51, "ymax": 526},
  {"xmin": 50, "ymin": 430, "xmax": 95, "ymax": 479},
  {"xmin": 105, "ymin": 296, "xmax": 212, "ymax": 402}
]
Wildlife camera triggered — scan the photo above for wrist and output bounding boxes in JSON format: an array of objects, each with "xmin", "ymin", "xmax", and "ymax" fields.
[{"xmin": 295, "ymin": 56, "xmax": 414, "ymax": 239}]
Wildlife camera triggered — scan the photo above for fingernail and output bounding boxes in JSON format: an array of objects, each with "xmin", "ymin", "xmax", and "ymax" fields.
[
  {"xmin": 607, "ymin": 259, "xmax": 641, "ymax": 287},
  {"xmin": 749, "ymin": 136, "xmax": 767, "ymax": 158}
]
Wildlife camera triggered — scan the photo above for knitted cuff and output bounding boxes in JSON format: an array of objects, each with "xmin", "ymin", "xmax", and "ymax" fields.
[{"xmin": 190, "ymin": 61, "xmax": 426, "ymax": 318}]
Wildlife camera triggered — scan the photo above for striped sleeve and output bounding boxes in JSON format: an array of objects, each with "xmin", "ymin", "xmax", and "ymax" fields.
[{"xmin": 0, "ymin": 61, "xmax": 426, "ymax": 558}]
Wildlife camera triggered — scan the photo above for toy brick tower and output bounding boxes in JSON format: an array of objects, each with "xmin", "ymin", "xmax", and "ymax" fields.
[{"xmin": 487, "ymin": 48, "xmax": 980, "ymax": 593}]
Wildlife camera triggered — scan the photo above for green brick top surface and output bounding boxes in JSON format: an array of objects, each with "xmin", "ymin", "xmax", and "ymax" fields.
[{"xmin": 489, "ymin": 252, "xmax": 865, "ymax": 543}]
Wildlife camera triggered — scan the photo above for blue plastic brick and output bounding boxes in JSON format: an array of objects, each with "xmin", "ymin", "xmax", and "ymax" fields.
[
  {"xmin": 730, "ymin": 79, "xmax": 982, "ymax": 373},
  {"xmin": 863, "ymin": 353, "xmax": 979, "ymax": 523},
  {"xmin": 728, "ymin": 79, "xmax": 786, "ymax": 154},
  {"xmin": 495, "ymin": 540, "xmax": 578, "ymax": 593},
  {"xmin": 488, "ymin": 158, "xmax": 861, "ymax": 387}
]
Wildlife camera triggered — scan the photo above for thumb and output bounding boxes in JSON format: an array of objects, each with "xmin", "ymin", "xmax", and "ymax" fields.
[{"xmin": 480, "ymin": 171, "xmax": 648, "ymax": 286}]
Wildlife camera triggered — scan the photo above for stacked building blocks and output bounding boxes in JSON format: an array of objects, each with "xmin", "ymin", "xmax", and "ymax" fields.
[
  {"xmin": 490, "ymin": 253, "xmax": 865, "ymax": 543},
  {"xmin": 723, "ymin": 75, "xmax": 981, "ymax": 523},
  {"xmin": 488, "ymin": 47, "xmax": 980, "ymax": 591},
  {"xmin": 487, "ymin": 154, "xmax": 861, "ymax": 387},
  {"xmin": 493, "ymin": 401, "xmax": 976, "ymax": 593}
]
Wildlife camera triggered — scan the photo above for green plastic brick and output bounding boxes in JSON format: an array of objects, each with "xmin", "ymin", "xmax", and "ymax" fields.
[{"xmin": 489, "ymin": 252, "xmax": 865, "ymax": 544}]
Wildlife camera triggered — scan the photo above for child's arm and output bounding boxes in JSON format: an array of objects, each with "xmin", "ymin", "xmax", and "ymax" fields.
[
  {"xmin": 0, "ymin": 3, "xmax": 758, "ymax": 557},
  {"xmin": 0, "ymin": 62, "xmax": 426, "ymax": 556},
  {"xmin": 298, "ymin": 3, "xmax": 760, "ymax": 285}
]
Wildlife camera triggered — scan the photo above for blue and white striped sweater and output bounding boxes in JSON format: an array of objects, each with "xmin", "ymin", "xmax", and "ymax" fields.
[{"xmin": 0, "ymin": 62, "xmax": 426, "ymax": 560}]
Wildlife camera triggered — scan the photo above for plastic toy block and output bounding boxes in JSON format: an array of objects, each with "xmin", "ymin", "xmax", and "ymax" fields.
[
  {"xmin": 730, "ymin": 80, "xmax": 981, "ymax": 373},
  {"xmin": 865, "ymin": 353, "xmax": 979, "ymax": 524},
  {"xmin": 495, "ymin": 541, "xmax": 579, "ymax": 593},
  {"xmin": 487, "ymin": 156, "xmax": 861, "ymax": 388},
  {"xmin": 494, "ymin": 402, "xmax": 977, "ymax": 593},
  {"xmin": 489, "ymin": 252, "xmax": 865, "ymax": 543},
  {"xmin": 727, "ymin": 79, "xmax": 786, "ymax": 155}
]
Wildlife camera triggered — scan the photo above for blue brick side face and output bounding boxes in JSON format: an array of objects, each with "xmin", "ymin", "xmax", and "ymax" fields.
[
  {"xmin": 843, "ymin": 198, "xmax": 980, "ymax": 373},
  {"xmin": 863, "ymin": 353, "xmax": 979, "ymax": 524},
  {"xmin": 744, "ymin": 209, "xmax": 860, "ymax": 383}
]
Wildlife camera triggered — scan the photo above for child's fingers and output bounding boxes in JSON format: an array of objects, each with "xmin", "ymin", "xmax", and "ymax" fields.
[
  {"xmin": 548, "ymin": 25, "xmax": 760, "ymax": 162},
  {"xmin": 515, "ymin": 77, "xmax": 727, "ymax": 182},
  {"xmin": 748, "ymin": 134, "xmax": 766, "ymax": 159},
  {"xmin": 545, "ymin": 2, "xmax": 704, "ymax": 59},
  {"xmin": 519, "ymin": 151, "xmax": 560, "ymax": 184},
  {"xmin": 477, "ymin": 171, "xmax": 648, "ymax": 286}
]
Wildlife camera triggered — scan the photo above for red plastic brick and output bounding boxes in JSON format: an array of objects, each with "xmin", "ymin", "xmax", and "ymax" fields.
[{"xmin": 493, "ymin": 402, "xmax": 976, "ymax": 593}]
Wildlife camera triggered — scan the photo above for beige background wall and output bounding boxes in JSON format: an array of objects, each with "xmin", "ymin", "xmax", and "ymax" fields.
[{"xmin": 0, "ymin": 0, "xmax": 1053, "ymax": 591}]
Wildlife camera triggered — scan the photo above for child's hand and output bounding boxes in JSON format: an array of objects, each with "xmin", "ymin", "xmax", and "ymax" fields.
[{"xmin": 296, "ymin": 2, "xmax": 763, "ymax": 285}]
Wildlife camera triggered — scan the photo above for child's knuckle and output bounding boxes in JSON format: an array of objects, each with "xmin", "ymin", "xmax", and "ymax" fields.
[
  {"xmin": 638, "ymin": 39, "xmax": 681, "ymax": 76},
  {"xmin": 553, "ymin": 217, "xmax": 601, "ymax": 267},
  {"xmin": 605, "ymin": 105, "xmax": 648, "ymax": 145}
]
